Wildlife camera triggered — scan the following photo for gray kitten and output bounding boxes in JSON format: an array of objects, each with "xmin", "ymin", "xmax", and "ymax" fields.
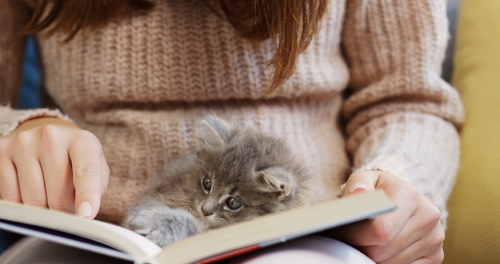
[{"xmin": 123, "ymin": 116, "xmax": 310, "ymax": 247}]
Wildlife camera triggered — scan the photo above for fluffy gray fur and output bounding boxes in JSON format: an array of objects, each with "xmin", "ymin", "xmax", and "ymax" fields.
[{"xmin": 123, "ymin": 116, "xmax": 310, "ymax": 247}]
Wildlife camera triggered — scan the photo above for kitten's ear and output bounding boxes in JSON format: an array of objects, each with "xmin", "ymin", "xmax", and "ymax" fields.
[
  {"xmin": 201, "ymin": 116, "xmax": 232, "ymax": 148},
  {"xmin": 258, "ymin": 170, "xmax": 293, "ymax": 201}
]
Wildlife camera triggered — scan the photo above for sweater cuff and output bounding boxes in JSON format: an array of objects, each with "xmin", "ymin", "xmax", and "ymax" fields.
[
  {"xmin": 353, "ymin": 154, "xmax": 412, "ymax": 183},
  {"xmin": 347, "ymin": 112, "xmax": 460, "ymax": 187},
  {"xmin": 347, "ymin": 112, "xmax": 460, "ymax": 229},
  {"xmin": 0, "ymin": 106, "xmax": 71, "ymax": 137}
]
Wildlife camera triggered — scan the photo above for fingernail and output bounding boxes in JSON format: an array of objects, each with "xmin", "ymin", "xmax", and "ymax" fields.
[
  {"xmin": 77, "ymin": 202, "xmax": 92, "ymax": 218},
  {"xmin": 349, "ymin": 183, "xmax": 367, "ymax": 193}
]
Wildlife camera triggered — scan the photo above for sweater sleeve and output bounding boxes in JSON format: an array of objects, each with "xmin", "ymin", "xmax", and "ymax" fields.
[
  {"xmin": 0, "ymin": 0, "xmax": 29, "ymax": 107},
  {"xmin": 0, "ymin": 1, "xmax": 68, "ymax": 137},
  {"xmin": 341, "ymin": 0, "xmax": 464, "ymax": 227}
]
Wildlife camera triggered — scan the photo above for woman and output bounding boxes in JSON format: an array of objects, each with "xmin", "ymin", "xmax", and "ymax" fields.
[{"xmin": 0, "ymin": 0, "xmax": 463, "ymax": 263}]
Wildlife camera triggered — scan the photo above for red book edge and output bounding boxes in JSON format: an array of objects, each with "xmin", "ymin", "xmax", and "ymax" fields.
[{"xmin": 191, "ymin": 244, "xmax": 261, "ymax": 264}]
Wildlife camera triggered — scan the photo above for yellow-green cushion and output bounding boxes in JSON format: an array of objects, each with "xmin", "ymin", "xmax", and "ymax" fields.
[{"xmin": 444, "ymin": 0, "xmax": 500, "ymax": 263}]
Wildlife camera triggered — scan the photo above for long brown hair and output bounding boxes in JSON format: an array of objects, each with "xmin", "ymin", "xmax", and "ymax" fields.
[{"xmin": 24, "ymin": 0, "xmax": 328, "ymax": 94}]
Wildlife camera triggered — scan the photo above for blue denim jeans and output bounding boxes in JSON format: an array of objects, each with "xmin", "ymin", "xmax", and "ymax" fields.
[{"xmin": 0, "ymin": 231, "xmax": 22, "ymax": 254}]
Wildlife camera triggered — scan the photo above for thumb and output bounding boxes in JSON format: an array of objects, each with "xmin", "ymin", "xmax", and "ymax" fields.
[{"xmin": 342, "ymin": 170, "xmax": 379, "ymax": 197}]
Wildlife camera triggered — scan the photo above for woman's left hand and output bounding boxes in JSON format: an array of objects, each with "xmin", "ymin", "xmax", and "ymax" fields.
[{"xmin": 337, "ymin": 170, "xmax": 445, "ymax": 264}]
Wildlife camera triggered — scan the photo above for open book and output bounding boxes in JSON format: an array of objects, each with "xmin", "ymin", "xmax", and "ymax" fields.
[{"xmin": 0, "ymin": 190, "xmax": 395, "ymax": 264}]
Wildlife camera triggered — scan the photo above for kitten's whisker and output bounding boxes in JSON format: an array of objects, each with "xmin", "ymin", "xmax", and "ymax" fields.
[
  {"xmin": 167, "ymin": 199, "xmax": 197, "ymax": 206},
  {"xmin": 189, "ymin": 154, "xmax": 213, "ymax": 171},
  {"xmin": 213, "ymin": 216, "xmax": 231, "ymax": 228},
  {"xmin": 160, "ymin": 195, "xmax": 198, "ymax": 207}
]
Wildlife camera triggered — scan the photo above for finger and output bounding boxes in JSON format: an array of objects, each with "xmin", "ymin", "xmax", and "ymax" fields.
[
  {"xmin": 378, "ymin": 222, "xmax": 444, "ymax": 264},
  {"xmin": 9, "ymin": 132, "xmax": 48, "ymax": 207},
  {"xmin": 0, "ymin": 155, "xmax": 22, "ymax": 202},
  {"xmin": 338, "ymin": 200, "xmax": 415, "ymax": 246},
  {"xmin": 14, "ymin": 155, "xmax": 48, "ymax": 207},
  {"xmin": 410, "ymin": 246, "xmax": 444, "ymax": 264},
  {"xmin": 39, "ymin": 138, "xmax": 75, "ymax": 213},
  {"xmin": 342, "ymin": 171, "xmax": 378, "ymax": 196},
  {"xmin": 69, "ymin": 131, "xmax": 104, "ymax": 219},
  {"xmin": 360, "ymin": 201, "xmax": 441, "ymax": 262},
  {"xmin": 100, "ymin": 153, "xmax": 110, "ymax": 196},
  {"xmin": 338, "ymin": 171, "xmax": 418, "ymax": 246}
]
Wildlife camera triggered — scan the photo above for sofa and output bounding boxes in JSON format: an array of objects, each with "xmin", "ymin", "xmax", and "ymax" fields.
[{"xmin": 442, "ymin": 0, "xmax": 500, "ymax": 263}]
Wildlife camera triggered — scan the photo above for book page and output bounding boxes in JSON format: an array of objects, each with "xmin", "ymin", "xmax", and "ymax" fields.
[
  {"xmin": 0, "ymin": 200, "xmax": 161, "ymax": 263},
  {"xmin": 0, "ymin": 220, "xmax": 133, "ymax": 261},
  {"xmin": 154, "ymin": 190, "xmax": 395, "ymax": 264},
  {"xmin": 0, "ymin": 191, "xmax": 395, "ymax": 264}
]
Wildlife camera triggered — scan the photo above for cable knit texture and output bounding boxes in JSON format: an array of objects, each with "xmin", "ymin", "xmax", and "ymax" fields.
[{"xmin": 0, "ymin": 0, "xmax": 463, "ymax": 226}]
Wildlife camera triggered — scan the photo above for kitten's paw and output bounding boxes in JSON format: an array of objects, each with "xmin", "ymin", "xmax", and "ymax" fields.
[
  {"xmin": 123, "ymin": 207, "xmax": 205, "ymax": 247},
  {"xmin": 123, "ymin": 209, "xmax": 156, "ymax": 235}
]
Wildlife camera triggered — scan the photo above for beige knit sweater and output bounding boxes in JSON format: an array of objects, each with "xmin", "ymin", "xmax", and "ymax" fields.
[{"xmin": 0, "ymin": 0, "xmax": 463, "ymax": 225}]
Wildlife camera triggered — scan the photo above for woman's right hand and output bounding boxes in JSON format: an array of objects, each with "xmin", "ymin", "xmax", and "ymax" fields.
[{"xmin": 0, "ymin": 117, "xmax": 109, "ymax": 219}]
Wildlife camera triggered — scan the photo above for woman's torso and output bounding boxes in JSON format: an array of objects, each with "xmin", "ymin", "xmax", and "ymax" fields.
[{"xmin": 35, "ymin": 0, "xmax": 351, "ymax": 222}]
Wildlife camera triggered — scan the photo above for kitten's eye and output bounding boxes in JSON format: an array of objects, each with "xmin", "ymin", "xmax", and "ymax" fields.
[
  {"xmin": 226, "ymin": 197, "xmax": 242, "ymax": 210},
  {"xmin": 202, "ymin": 176, "xmax": 212, "ymax": 191}
]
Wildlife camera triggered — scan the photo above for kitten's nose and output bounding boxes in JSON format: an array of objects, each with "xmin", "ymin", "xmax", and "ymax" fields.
[{"xmin": 201, "ymin": 208, "xmax": 213, "ymax": 216}]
